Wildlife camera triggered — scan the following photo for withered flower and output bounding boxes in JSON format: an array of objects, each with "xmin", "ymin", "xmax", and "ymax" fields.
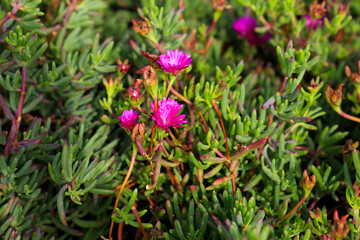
[
  {"xmin": 143, "ymin": 65, "xmax": 158, "ymax": 99},
  {"xmin": 211, "ymin": 0, "xmax": 231, "ymax": 11},
  {"xmin": 325, "ymin": 84, "xmax": 343, "ymax": 109},
  {"xmin": 132, "ymin": 17, "xmax": 152, "ymax": 35},
  {"xmin": 309, "ymin": 0, "xmax": 326, "ymax": 19}
]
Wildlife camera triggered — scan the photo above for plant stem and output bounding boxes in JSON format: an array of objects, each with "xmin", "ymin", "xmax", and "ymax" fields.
[
  {"xmin": 0, "ymin": 0, "xmax": 20, "ymax": 28},
  {"xmin": 131, "ymin": 206, "xmax": 150, "ymax": 240},
  {"xmin": 14, "ymin": 66, "xmax": 27, "ymax": 145},
  {"xmin": 198, "ymin": 111, "xmax": 209, "ymax": 133},
  {"xmin": 273, "ymin": 193, "xmax": 309, "ymax": 227},
  {"xmin": 3, "ymin": 67, "xmax": 27, "ymax": 155},
  {"xmin": 167, "ymin": 129, "xmax": 180, "ymax": 146},
  {"xmin": 149, "ymin": 126, "xmax": 156, "ymax": 158},
  {"xmin": 211, "ymin": 99, "xmax": 230, "ymax": 159},
  {"xmin": 206, "ymin": 20, "xmax": 217, "ymax": 36},
  {"xmin": 64, "ymin": 0, "xmax": 78, "ymax": 24},
  {"xmin": 154, "ymin": 40, "xmax": 164, "ymax": 54},
  {"xmin": 339, "ymin": 109, "xmax": 360, "ymax": 123},
  {"xmin": 149, "ymin": 99, "xmax": 158, "ymax": 158},
  {"xmin": 279, "ymin": 76, "xmax": 288, "ymax": 94},
  {"xmin": 165, "ymin": 75, "xmax": 176, "ymax": 98},
  {"xmin": 109, "ymin": 146, "xmax": 137, "ymax": 240},
  {"xmin": 170, "ymin": 86, "xmax": 193, "ymax": 106},
  {"xmin": 118, "ymin": 222, "xmax": 124, "ymax": 240}
]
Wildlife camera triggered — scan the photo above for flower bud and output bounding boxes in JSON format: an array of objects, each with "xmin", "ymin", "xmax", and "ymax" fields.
[
  {"xmin": 325, "ymin": 84, "xmax": 343, "ymax": 111},
  {"xmin": 309, "ymin": 207, "xmax": 322, "ymax": 220},
  {"xmin": 345, "ymin": 65, "xmax": 352, "ymax": 78},
  {"xmin": 102, "ymin": 76, "xmax": 116, "ymax": 98},
  {"xmin": 353, "ymin": 181, "xmax": 360, "ymax": 197},
  {"xmin": 339, "ymin": 3, "xmax": 349, "ymax": 17},
  {"xmin": 132, "ymin": 17, "xmax": 152, "ymax": 36},
  {"xmin": 143, "ymin": 65, "xmax": 158, "ymax": 99},
  {"xmin": 117, "ymin": 58, "xmax": 130, "ymax": 76},
  {"xmin": 127, "ymin": 86, "xmax": 144, "ymax": 107},
  {"xmin": 330, "ymin": 210, "xmax": 350, "ymax": 240},
  {"xmin": 302, "ymin": 170, "xmax": 316, "ymax": 195}
]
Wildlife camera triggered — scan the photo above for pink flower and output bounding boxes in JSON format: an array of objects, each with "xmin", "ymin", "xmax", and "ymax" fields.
[
  {"xmin": 232, "ymin": 17, "xmax": 271, "ymax": 46},
  {"xmin": 118, "ymin": 109, "xmax": 139, "ymax": 131},
  {"xmin": 305, "ymin": 14, "xmax": 325, "ymax": 30},
  {"xmin": 157, "ymin": 49, "xmax": 192, "ymax": 75},
  {"xmin": 232, "ymin": 17, "xmax": 257, "ymax": 37},
  {"xmin": 324, "ymin": 234, "xmax": 332, "ymax": 240},
  {"xmin": 151, "ymin": 97, "xmax": 187, "ymax": 130}
]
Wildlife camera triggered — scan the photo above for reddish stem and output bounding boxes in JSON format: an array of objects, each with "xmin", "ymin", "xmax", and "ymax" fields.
[
  {"xmin": 109, "ymin": 147, "xmax": 137, "ymax": 239},
  {"xmin": 149, "ymin": 126, "xmax": 156, "ymax": 158},
  {"xmin": 149, "ymin": 99, "xmax": 158, "ymax": 158},
  {"xmin": 211, "ymin": 99, "xmax": 230, "ymax": 159},
  {"xmin": 154, "ymin": 41, "xmax": 164, "ymax": 54},
  {"xmin": 14, "ymin": 67, "xmax": 27, "ymax": 144},
  {"xmin": 0, "ymin": 0, "xmax": 20, "ymax": 29},
  {"xmin": 279, "ymin": 76, "xmax": 288, "ymax": 94},
  {"xmin": 206, "ymin": 20, "xmax": 217, "ymax": 36},
  {"xmin": 64, "ymin": 0, "xmax": 78, "ymax": 24},
  {"xmin": 231, "ymin": 173, "xmax": 236, "ymax": 195},
  {"xmin": 339, "ymin": 109, "xmax": 360, "ymax": 123},
  {"xmin": 3, "ymin": 67, "xmax": 26, "ymax": 155},
  {"xmin": 170, "ymin": 87, "xmax": 193, "ymax": 106},
  {"xmin": 273, "ymin": 194, "xmax": 308, "ymax": 227},
  {"xmin": 131, "ymin": 206, "xmax": 150, "ymax": 240},
  {"xmin": 198, "ymin": 111, "xmax": 209, "ymax": 133},
  {"xmin": 201, "ymin": 37, "xmax": 214, "ymax": 56},
  {"xmin": 118, "ymin": 222, "xmax": 124, "ymax": 240}
]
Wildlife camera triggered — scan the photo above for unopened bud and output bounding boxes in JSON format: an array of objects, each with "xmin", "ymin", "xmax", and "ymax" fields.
[
  {"xmin": 117, "ymin": 58, "xmax": 130, "ymax": 75},
  {"xmin": 309, "ymin": 207, "xmax": 322, "ymax": 220},
  {"xmin": 102, "ymin": 76, "xmax": 116, "ymax": 98},
  {"xmin": 345, "ymin": 65, "xmax": 352, "ymax": 78},
  {"xmin": 302, "ymin": 170, "xmax": 316, "ymax": 195},
  {"xmin": 127, "ymin": 86, "xmax": 144, "ymax": 107},
  {"xmin": 339, "ymin": 3, "xmax": 349, "ymax": 16},
  {"xmin": 353, "ymin": 181, "xmax": 360, "ymax": 197},
  {"xmin": 307, "ymin": 78, "xmax": 321, "ymax": 91}
]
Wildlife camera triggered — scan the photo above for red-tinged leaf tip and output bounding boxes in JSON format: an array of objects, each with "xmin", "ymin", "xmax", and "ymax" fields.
[
  {"xmin": 213, "ymin": 175, "xmax": 233, "ymax": 185},
  {"xmin": 211, "ymin": 215, "xmax": 222, "ymax": 226}
]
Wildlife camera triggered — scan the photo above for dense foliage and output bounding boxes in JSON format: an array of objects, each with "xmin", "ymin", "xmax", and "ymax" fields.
[{"xmin": 1, "ymin": 0, "xmax": 360, "ymax": 239}]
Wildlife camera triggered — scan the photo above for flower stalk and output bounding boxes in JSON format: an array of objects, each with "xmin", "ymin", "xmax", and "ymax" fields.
[{"xmin": 109, "ymin": 146, "xmax": 138, "ymax": 240}]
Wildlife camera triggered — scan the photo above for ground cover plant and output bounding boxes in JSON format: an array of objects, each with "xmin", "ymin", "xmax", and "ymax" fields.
[{"xmin": 1, "ymin": 0, "xmax": 360, "ymax": 239}]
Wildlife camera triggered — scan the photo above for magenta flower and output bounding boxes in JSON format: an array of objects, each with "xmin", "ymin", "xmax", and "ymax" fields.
[
  {"xmin": 305, "ymin": 14, "xmax": 325, "ymax": 30},
  {"xmin": 323, "ymin": 234, "xmax": 332, "ymax": 240},
  {"xmin": 118, "ymin": 109, "xmax": 139, "ymax": 131},
  {"xmin": 232, "ymin": 17, "xmax": 271, "ymax": 46},
  {"xmin": 157, "ymin": 49, "xmax": 192, "ymax": 75},
  {"xmin": 151, "ymin": 97, "xmax": 187, "ymax": 130}
]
